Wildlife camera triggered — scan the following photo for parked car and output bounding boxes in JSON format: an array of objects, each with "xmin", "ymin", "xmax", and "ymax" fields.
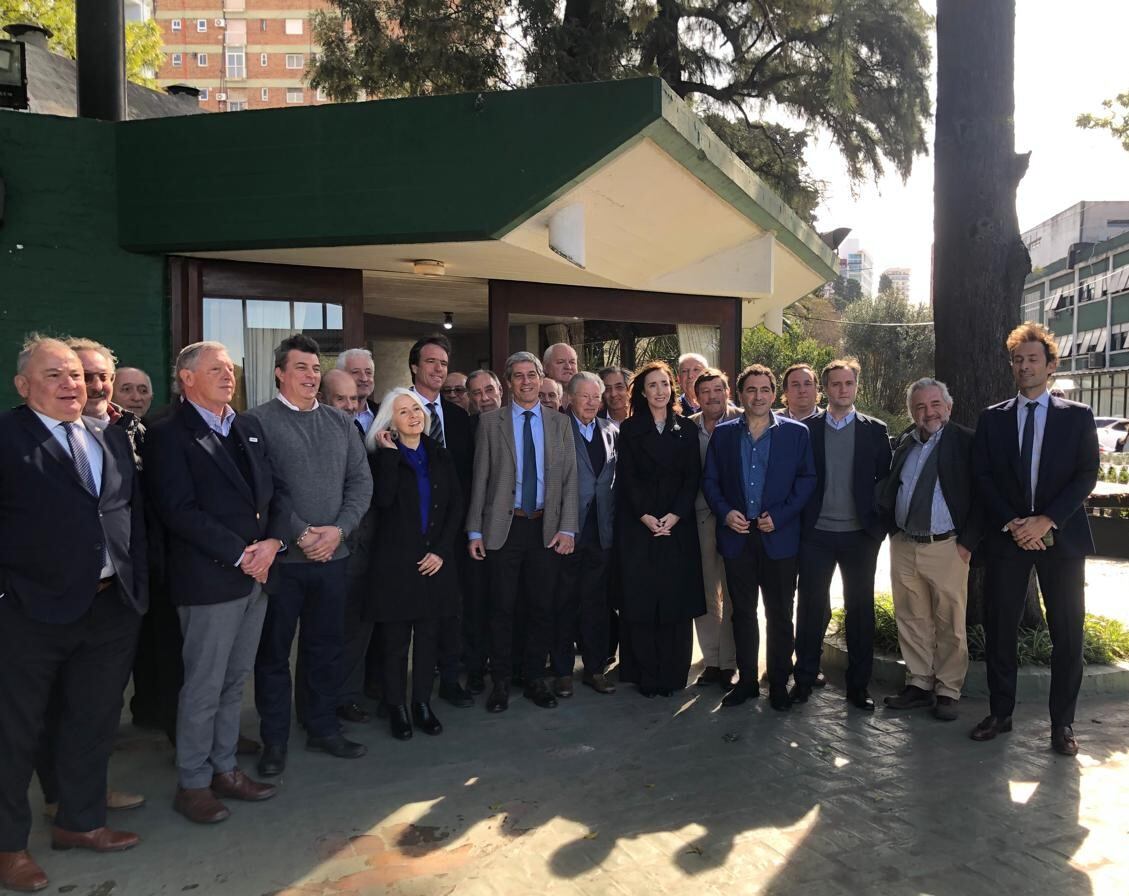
[{"xmin": 1094, "ymin": 417, "xmax": 1129, "ymax": 453}]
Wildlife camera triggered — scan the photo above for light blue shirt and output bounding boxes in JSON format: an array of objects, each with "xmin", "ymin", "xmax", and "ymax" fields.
[
  {"xmin": 574, "ymin": 415, "xmax": 597, "ymax": 443},
  {"xmin": 512, "ymin": 401, "xmax": 546, "ymax": 510},
  {"xmin": 894, "ymin": 427, "xmax": 956, "ymax": 535},
  {"xmin": 355, "ymin": 404, "xmax": 375, "ymax": 434},
  {"xmin": 739, "ymin": 416, "xmax": 775, "ymax": 520},
  {"xmin": 188, "ymin": 399, "xmax": 236, "ymax": 436},
  {"xmin": 1016, "ymin": 390, "xmax": 1049, "ymax": 509},
  {"xmin": 412, "ymin": 386, "xmax": 446, "ymax": 446},
  {"xmin": 825, "ymin": 408, "xmax": 857, "ymax": 431}
]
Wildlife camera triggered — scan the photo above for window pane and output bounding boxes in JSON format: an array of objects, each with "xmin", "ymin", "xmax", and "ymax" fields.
[
  {"xmin": 246, "ymin": 299, "xmax": 291, "ymax": 330},
  {"xmin": 326, "ymin": 304, "xmax": 343, "ymax": 329},
  {"xmin": 294, "ymin": 302, "xmax": 323, "ymax": 330},
  {"xmin": 202, "ymin": 298, "xmax": 246, "ymax": 368}
]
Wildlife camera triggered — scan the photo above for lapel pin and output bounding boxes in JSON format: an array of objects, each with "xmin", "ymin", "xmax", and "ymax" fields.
[{"xmin": 248, "ymin": 437, "xmax": 259, "ymax": 443}]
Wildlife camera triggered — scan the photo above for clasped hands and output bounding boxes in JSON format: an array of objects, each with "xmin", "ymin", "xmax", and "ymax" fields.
[
  {"xmin": 297, "ymin": 525, "xmax": 343, "ymax": 563},
  {"xmin": 240, "ymin": 539, "xmax": 280, "ymax": 584},
  {"xmin": 1007, "ymin": 514, "xmax": 1054, "ymax": 551},
  {"xmin": 724, "ymin": 510, "xmax": 774, "ymax": 534},
  {"xmin": 641, "ymin": 513, "xmax": 682, "ymax": 536}
]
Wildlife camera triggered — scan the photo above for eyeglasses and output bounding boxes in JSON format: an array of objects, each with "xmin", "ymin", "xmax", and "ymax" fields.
[{"xmin": 441, "ymin": 386, "xmax": 467, "ymax": 395}]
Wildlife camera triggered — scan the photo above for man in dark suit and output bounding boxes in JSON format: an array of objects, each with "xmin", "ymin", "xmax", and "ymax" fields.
[
  {"xmin": 337, "ymin": 348, "xmax": 377, "ymax": 434},
  {"xmin": 971, "ymin": 322, "xmax": 1099, "ymax": 756},
  {"xmin": 792, "ymin": 358, "xmax": 892, "ymax": 710},
  {"xmin": 407, "ymin": 335, "xmax": 476, "ymax": 709},
  {"xmin": 144, "ymin": 341, "xmax": 287, "ymax": 825},
  {"xmin": 0, "ymin": 337, "xmax": 148, "ymax": 892},
  {"xmin": 550, "ymin": 372, "xmax": 619, "ymax": 697},
  {"xmin": 702, "ymin": 364, "xmax": 817, "ymax": 711},
  {"xmin": 878, "ymin": 378, "xmax": 982, "ymax": 722}
]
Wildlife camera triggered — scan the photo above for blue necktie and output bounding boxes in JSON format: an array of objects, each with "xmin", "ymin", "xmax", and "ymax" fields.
[
  {"xmin": 521, "ymin": 410, "xmax": 537, "ymax": 514},
  {"xmin": 1021, "ymin": 401, "xmax": 1037, "ymax": 512},
  {"xmin": 62, "ymin": 422, "xmax": 98, "ymax": 495}
]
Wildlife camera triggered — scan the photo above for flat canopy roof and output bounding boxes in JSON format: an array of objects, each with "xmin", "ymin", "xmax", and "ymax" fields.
[{"xmin": 118, "ymin": 78, "xmax": 837, "ymax": 328}]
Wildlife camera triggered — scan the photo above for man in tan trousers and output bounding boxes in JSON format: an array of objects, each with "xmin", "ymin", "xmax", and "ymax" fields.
[
  {"xmin": 689, "ymin": 369, "xmax": 741, "ymax": 688},
  {"xmin": 878, "ymin": 378, "xmax": 983, "ymax": 721}
]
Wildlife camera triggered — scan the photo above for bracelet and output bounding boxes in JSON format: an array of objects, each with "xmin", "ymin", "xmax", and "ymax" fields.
[
  {"xmin": 296, "ymin": 525, "xmax": 312, "ymax": 546},
  {"xmin": 336, "ymin": 526, "xmax": 346, "ymax": 542}
]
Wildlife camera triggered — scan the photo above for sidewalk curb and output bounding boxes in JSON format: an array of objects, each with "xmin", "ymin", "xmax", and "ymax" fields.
[{"xmin": 821, "ymin": 636, "xmax": 1129, "ymax": 699}]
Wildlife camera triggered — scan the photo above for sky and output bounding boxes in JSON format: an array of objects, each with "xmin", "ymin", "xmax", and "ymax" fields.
[{"xmin": 804, "ymin": 0, "xmax": 1129, "ymax": 305}]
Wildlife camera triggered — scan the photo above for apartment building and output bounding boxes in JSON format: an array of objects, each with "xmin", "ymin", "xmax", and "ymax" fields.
[{"xmin": 153, "ymin": 0, "xmax": 331, "ymax": 111}]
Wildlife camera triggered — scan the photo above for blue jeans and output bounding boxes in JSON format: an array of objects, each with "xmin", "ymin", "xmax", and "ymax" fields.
[{"xmin": 255, "ymin": 560, "xmax": 347, "ymax": 744}]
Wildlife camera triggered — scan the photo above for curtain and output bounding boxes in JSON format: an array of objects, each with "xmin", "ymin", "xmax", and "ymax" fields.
[
  {"xmin": 676, "ymin": 324, "xmax": 720, "ymax": 366},
  {"xmin": 244, "ymin": 327, "xmax": 293, "ymax": 409}
]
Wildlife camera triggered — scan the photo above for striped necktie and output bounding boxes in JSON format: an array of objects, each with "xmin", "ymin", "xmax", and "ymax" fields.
[{"xmin": 427, "ymin": 402, "xmax": 445, "ymax": 447}]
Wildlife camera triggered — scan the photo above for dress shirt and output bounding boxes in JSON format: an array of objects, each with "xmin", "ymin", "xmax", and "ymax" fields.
[
  {"xmin": 824, "ymin": 408, "xmax": 857, "ymax": 431},
  {"xmin": 574, "ymin": 415, "xmax": 597, "ymax": 443},
  {"xmin": 894, "ymin": 427, "xmax": 956, "ymax": 535},
  {"xmin": 411, "ymin": 386, "xmax": 445, "ymax": 444},
  {"xmin": 784, "ymin": 407, "xmax": 818, "ymax": 421},
  {"xmin": 512, "ymin": 401, "xmax": 545, "ymax": 510},
  {"xmin": 355, "ymin": 404, "xmax": 375, "ymax": 434},
  {"xmin": 188, "ymin": 399, "xmax": 236, "ymax": 436},
  {"xmin": 275, "ymin": 392, "xmax": 319, "ymax": 412},
  {"xmin": 34, "ymin": 410, "xmax": 114, "ymax": 577},
  {"xmin": 397, "ymin": 441, "xmax": 431, "ymax": 534},
  {"xmin": 739, "ymin": 416, "xmax": 775, "ymax": 520},
  {"xmin": 1016, "ymin": 390, "xmax": 1050, "ymax": 503}
]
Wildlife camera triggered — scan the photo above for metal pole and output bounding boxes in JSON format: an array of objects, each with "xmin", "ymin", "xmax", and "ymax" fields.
[{"xmin": 75, "ymin": 0, "xmax": 126, "ymax": 121}]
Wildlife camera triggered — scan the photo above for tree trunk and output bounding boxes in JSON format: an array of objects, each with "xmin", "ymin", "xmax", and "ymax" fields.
[{"xmin": 933, "ymin": 0, "xmax": 1039, "ymax": 628}]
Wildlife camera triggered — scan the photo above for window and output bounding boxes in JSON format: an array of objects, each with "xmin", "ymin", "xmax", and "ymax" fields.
[
  {"xmin": 286, "ymin": 87, "xmax": 303, "ymax": 104},
  {"xmin": 196, "ymin": 18, "xmax": 207, "ymax": 32},
  {"xmin": 284, "ymin": 18, "xmax": 303, "ymax": 35},
  {"xmin": 316, "ymin": 87, "xmax": 327, "ymax": 102},
  {"xmin": 260, "ymin": 19, "xmax": 268, "ymax": 31},
  {"xmin": 226, "ymin": 46, "xmax": 246, "ymax": 79},
  {"xmin": 228, "ymin": 100, "xmax": 247, "ymax": 111},
  {"xmin": 260, "ymin": 87, "xmax": 269, "ymax": 102},
  {"xmin": 171, "ymin": 52, "xmax": 182, "ymax": 67},
  {"xmin": 171, "ymin": 18, "xmax": 182, "ymax": 31},
  {"xmin": 285, "ymin": 54, "xmax": 303, "ymax": 69},
  {"xmin": 260, "ymin": 52, "xmax": 268, "ymax": 67},
  {"xmin": 197, "ymin": 53, "xmax": 208, "ymax": 66},
  {"xmin": 199, "ymin": 88, "xmax": 210, "ymax": 101}
]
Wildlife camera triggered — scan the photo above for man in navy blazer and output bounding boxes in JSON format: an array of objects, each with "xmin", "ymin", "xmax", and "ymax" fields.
[
  {"xmin": 703, "ymin": 364, "xmax": 816, "ymax": 711},
  {"xmin": 0, "ymin": 337, "xmax": 148, "ymax": 892},
  {"xmin": 970, "ymin": 322, "xmax": 1099, "ymax": 756},
  {"xmin": 792, "ymin": 359, "xmax": 892, "ymax": 711}
]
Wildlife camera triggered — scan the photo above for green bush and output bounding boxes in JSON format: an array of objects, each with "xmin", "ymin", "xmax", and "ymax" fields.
[
  {"xmin": 1107, "ymin": 465, "xmax": 1119, "ymax": 482},
  {"xmin": 1119, "ymin": 468, "xmax": 1129, "ymax": 485},
  {"xmin": 829, "ymin": 595, "xmax": 1129, "ymax": 667}
]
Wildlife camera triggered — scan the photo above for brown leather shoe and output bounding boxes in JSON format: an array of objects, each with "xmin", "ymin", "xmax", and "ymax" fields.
[
  {"xmin": 1051, "ymin": 725, "xmax": 1079, "ymax": 757},
  {"xmin": 582, "ymin": 672, "xmax": 616, "ymax": 694},
  {"xmin": 969, "ymin": 714, "xmax": 1012, "ymax": 742},
  {"xmin": 553, "ymin": 676, "xmax": 574, "ymax": 698},
  {"xmin": 236, "ymin": 734, "xmax": 261, "ymax": 756},
  {"xmin": 0, "ymin": 851, "xmax": 48, "ymax": 892},
  {"xmin": 50, "ymin": 826, "xmax": 139, "ymax": 852},
  {"xmin": 174, "ymin": 787, "xmax": 231, "ymax": 824},
  {"xmin": 211, "ymin": 769, "xmax": 277, "ymax": 802}
]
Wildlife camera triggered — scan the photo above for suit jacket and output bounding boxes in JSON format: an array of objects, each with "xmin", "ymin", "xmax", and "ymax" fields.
[
  {"xmin": 878, "ymin": 422, "xmax": 984, "ymax": 553},
  {"xmin": 972, "ymin": 395, "xmax": 1098, "ymax": 558},
  {"xmin": 365, "ymin": 436, "xmax": 463, "ymax": 622},
  {"xmin": 689, "ymin": 407, "xmax": 741, "ymax": 515},
  {"xmin": 702, "ymin": 414, "xmax": 817, "ymax": 560},
  {"xmin": 142, "ymin": 399, "xmax": 291, "ymax": 606},
  {"xmin": 439, "ymin": 396, "xmax": 475, "ymax": 500},
  {"xmin": 466, "ymin": 404, "xmax": 579, "ymax": 550},
  {"xmin": 571, "ymin": 415, "xmax": 618, "ymax": 550},
  {"xmin": 0, "ymin": 405, "xmax": 148, "ymax": 623},
  {"xmin": 801, "ymin": 410, "xmax": 892, "ymax": 540}
]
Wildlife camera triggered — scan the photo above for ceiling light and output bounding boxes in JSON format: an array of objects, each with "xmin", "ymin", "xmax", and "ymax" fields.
[
  {"xmin": 443, "ymin": 311, "xmax": 454, "ymax": 330},
  {"xmin": 413, "ymin": 259, "xmax": 445, "ymax": 276}
]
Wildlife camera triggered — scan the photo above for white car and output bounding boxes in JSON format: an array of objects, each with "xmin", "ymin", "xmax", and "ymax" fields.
[{"xmin": 1094, "ymin": 417, "xmax": 1129, "ymax": 454}]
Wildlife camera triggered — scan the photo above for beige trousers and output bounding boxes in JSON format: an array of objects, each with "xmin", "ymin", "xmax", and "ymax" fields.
[
  {"xmin": 889, "ymin": 535, "xmax": 969, "ymax": 699},
  {"xmin": 694, "ymin": 508, "xmax": 736, "ymax": 669}
]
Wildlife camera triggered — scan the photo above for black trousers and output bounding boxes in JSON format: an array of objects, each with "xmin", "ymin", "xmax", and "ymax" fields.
[
  {"xmin": 984, "ymin": 550, "xmax": 1086, "ymax": 725},
  {"xmin": 128, "ymin": 588, "xmax": 183, "ymax": 741},
  {"xmin": 486, "ymin": 516, "xmax": 562, "ymax": 682},
  {"xmin": 794, "ymin": 528, "xmax": 882, "ymax": 690},
  {"xmin": 0, "ymin": 586, "xmax": 139, "ymax": 850},
  {"xmin": 255, "ymin": 559, "xmax": 347, "ymax": 744},
  {"xmin": 380, "ymin": 619, "xmax": 440, "ymax": 705},
  {"xmin": 462, "ymin": 553, "xmax": 490, "ymax": 677},
  {"xmin": 551, "ymin": 542, "xmax": 610, "ymax": 677},
  {"xmin": 723, "ymin": 533, "xmax": 798, "ymax": 693},
  {"xmin": 624, "ymin": 618, "xmax": 693, "ymax": 691}
]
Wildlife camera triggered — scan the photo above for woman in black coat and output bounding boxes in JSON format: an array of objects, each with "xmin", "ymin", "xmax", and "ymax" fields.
[
  {"xmin": 616, "ymin": 361, "xmax": 705, "ymax": 696},
  {"xmin": 366, "ymin": 389, "xmax": 463, "ymax": 740}
]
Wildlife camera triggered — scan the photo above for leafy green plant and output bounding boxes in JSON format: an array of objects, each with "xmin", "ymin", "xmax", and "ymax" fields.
[{"xmin": 1119, "ymin": 468, "xmax": 1129, "ymax": 485}]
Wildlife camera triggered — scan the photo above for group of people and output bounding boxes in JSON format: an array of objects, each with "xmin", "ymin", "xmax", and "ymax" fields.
[{"xmin": 0, "ymin": 321, "xmax": 1098, "ymax": 893}]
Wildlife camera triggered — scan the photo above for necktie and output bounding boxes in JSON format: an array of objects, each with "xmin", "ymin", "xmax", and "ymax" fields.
[
  {"xmin": 427, "ymin": 402, "xmax": 445, "ymax": 447},
  {"xmin": 354, "ymin": 418, "xmax": 366, "ymax": 440},
  {"xmin": 1021, "ymin": 400, "xmax": 1037, "ymax": 511},
  {"xmin": 62, "ymin": 422, "xmax": 98, "ymax": 495},
  {"xmin": 521, "ymin": 410, "xmax": 538, "ymax": 514}
]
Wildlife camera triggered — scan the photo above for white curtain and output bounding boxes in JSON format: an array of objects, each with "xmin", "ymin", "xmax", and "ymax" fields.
[
  {"xmin": 676, "ymin": 324, "xmax": 720, "ymax": 366},
  {"xmin": 244, "ymin": 328, "xmax": 293, "ymax": 409}
]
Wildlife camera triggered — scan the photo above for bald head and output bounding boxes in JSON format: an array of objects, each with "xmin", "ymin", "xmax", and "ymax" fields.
[
  {"xmin": 320, "ymin": 368, "xmax": 361, "ymax": 415},
  {"xmin": 543, "ymin": 343, "xmax": 579, "ymax": 386}
]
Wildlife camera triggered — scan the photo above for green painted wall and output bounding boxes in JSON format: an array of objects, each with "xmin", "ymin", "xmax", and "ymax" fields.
[{"xmin": 0, "ymin": 114, "xmax": 168, "ymax": 410}]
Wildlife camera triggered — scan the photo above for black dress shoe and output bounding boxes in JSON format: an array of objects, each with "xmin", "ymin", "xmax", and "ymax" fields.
[
  {"xmin": 769, "ymin": 689, "xmax": 791, "ymax": 712},
  {"xmin": 363, "ymin": 681, "xmax": 383, "ymax": 701},
  {"xmin": 846, "ymin": 688, "xmax": 875, "ymax": 711},
  {"xmin": 306, "ymin": 733, "xmax": 367, "ymax": 759},
  {"xmin": 438, "ymin": 681, "xmax": 474, "ymax": 708},
  {"xmin": 257, "ymin": 744, "xmax": 287, "ymax": 778},
  {"xmin": 638, "ymin": 684, "xmax": 657, "ymax": 698},
  {"xmin": 486, "ymin": 679, "xmax": 510, "ymax": 713},
  {"xmin": 466, "ymin": 672, "xmax": 486, "ymax": 695},
  {"xmin": 336, "ymin": 702, "xmax": 371, "ymax": 723},
  {"xmin": 970, "ymin": 714, "xmax": 1013, "ymax": 742},
  {"xmin": 814, "ymin": 671, "xmax": 827, "ymax": 688},
  {"xmin": 695, "ymin": 666, "xmax": 721, "ymax": 686},
  {"xmin": 1051, "ymin": 725, "xmax": 1079, "ymax": 756},
  {"xmin": 411, "ymin": 702, "xmax": 443, "ymax": 736},
  {"xmin": 656, "ymin": 688, "xmax": 672, "ymax": 697},
  {"xmin": 523, "ymin": 679, "xmax": 558, "ymax": 709},
  {"xmin": 788, "ymin": 683, "xmax": 812, "ymax": 704},
  {"xmin": 388, "ymin": 705, "xmax": 413, "ymax": 740},
  {"xmin": 718, "ymin": 669, "xmax": 737, "ymax": 690},
  {"xmin": 721, "ymin": 682, "xmax": 759, "ymax": 707}
]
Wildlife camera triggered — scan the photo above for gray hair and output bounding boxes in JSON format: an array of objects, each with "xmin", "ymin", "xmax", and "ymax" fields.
[
  {"xmin": 905, "ymin": 377, "xmax": 953, "ymax": 415},
  {"xmin": 336, "ymin": 347, "xmax": 373, "ymax": 370},
  {"xmin": 173, "ymin": 341, "xmax": 229, "ymax": 393},
  {"xmin": 678, "ymin": 352, "xmax": 709, "ymax": 370},
  {"xmin": 466, "ymin": 368, "xmax": 501, "ymax": 390},
  {"xmin": 541, "ymin": 378, "xmax": 563, "ymax": 398},
  {"xmin": 542, "ymin": 342, "xmax": 577, "ymax": 367},
  {"xmin": 567, "ymin": 371, "xmax": 605, "ymax": 397},
  {"xmin": 367, "ymin": 387, "xmax": 430, "ymax": 451},
  {"xmin": 16, "ymin": 333, "xmax": 73, "ymax": 375},
  {"xmin": 598, "ymin": 365, "xmax": 633, "ymax": 386},
  {"xmin": 66, "ymin": 337, "xmax": 118, "ymax": 372},
  {"xmin": 505, "ymin": 351, "xmax": 544, "ymax": 381}
]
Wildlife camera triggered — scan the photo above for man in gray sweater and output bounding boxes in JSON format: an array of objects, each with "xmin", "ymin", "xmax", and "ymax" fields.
[{"xmin": 247, "ymin": 334, "xmax": 373, "ymax": 777}]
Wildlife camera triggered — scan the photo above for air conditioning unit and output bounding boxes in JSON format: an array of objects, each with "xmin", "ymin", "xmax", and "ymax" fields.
[
  {"xmin": 215, "ymin": 18, "xmax": 226, "ymax": 27},
  {"xmin": 1088, "ymin": 352, "xmax": 1105, "ymax": 369},
  {"xmin": 216, "ymin": 92, "xmax": 227, "ymax": 101}
]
